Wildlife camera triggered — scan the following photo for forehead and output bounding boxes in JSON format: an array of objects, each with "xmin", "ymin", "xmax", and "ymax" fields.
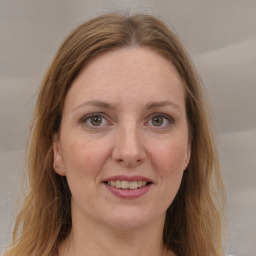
[{"xmin": 64, "ymin": 47, "xmax": 185, "ymax": 109}]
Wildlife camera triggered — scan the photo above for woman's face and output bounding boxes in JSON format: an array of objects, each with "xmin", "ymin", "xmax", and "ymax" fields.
[{"xmin": 53, "ymin": 47, "xmax": 190, "ymax": 230}]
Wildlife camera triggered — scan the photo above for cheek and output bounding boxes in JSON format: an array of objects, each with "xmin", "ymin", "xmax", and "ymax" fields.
[
  {"xmin": 149, "ymin": 140, "xmax": 187, "ymax": 211},
  {"xmin": 61, "ymin": 135, "xmax": 112, "ymax": 179},
  {"xmin": 152, "ymin": 141, "xmax": 187, "ymax": 178}
]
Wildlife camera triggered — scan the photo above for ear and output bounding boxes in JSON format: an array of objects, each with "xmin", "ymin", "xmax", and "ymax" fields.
[
  {"xmin": 52, "ymin": 134, "xmax": 66, "ymax": 176},
  {"xmin": 184, "ymin": 145, "xmax": 191, "ymax": 170}
]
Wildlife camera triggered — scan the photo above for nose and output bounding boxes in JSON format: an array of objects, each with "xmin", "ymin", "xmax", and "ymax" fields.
[{"xmin": 111, "ymin": 125, "xmax": 146, "ymax": 167}]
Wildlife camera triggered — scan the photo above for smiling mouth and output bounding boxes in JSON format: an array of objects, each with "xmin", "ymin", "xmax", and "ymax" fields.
[{"xmin": 104, "ymin": 180, "xmax": 151, "ymax": 190}]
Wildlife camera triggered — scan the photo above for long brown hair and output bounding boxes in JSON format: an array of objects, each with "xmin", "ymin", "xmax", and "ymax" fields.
[{"xmin": 4, "ymin": 13, "xmax": 225, "ymax": 256}]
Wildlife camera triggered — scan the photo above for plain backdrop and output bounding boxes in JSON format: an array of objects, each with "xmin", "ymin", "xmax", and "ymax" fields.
[{"xmin": 0, "ymin": 1, "xmax": 256, "ymax": 255}]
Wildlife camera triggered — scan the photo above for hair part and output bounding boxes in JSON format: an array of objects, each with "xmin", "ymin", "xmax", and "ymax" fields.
[{"xmin": 4, "ymin": 13, "xmax": 225, "ymax": 256}]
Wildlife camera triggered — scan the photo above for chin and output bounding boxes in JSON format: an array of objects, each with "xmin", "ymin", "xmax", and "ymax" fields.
[{"xmin": 103, "ymin": 207, "xmax": 162, "ymax": 231}]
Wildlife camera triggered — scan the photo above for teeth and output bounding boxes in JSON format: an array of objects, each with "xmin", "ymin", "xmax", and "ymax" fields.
[
  {"xmin": 106, "ymin": 180, "xmax": 149, "ymax": 189},
  {"xmin": 121, "ymin": 181, "xmax": 130, "ymax": 189},
  {"xmin": 116, "ymin": 180, "xmax": 121, "ymax": 188},
  {"xmin": 129, "ymin": 181, "xmax": 137, "ymax": 190}
]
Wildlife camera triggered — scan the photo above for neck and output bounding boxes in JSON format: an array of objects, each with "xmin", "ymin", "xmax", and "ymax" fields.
[{"xmin": 58, "ymin": 210, "xmax": 173, "ymax": 256}]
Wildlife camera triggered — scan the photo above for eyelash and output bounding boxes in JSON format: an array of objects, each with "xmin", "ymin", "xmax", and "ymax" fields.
[
  {"xmin": 79, "ymin": 112, "xmax": 174, "ymax": 129},
  {"xmin": 79, "ymin": 112, "xmax": 110, "ymax": 129},
  {"xmin": 145, "ymin": 113, "xmax": 174, "ymax": 128}
]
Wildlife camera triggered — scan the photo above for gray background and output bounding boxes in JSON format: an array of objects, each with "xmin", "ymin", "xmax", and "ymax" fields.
[{"xmin": 0, "ymin": 1, "xmax": 255, "ymax": 255}]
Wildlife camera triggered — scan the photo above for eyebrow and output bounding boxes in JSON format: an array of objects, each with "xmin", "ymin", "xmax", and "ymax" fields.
[
  {"xmin": 73, "ymin": 100, "xmax": 117, "ymax": 111},
  {"xmin": 73, "ymin": 100, "xmax": 181, "ymax": 112},
  {"xmin": 146, "ymin": 100, "xmax": 181, "ymax": 111}
]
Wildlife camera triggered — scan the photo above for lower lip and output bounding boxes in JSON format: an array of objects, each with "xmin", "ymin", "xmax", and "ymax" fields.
[{"xmin": 104, "ymin": 183, "xmax": 152, "ymax": 199}]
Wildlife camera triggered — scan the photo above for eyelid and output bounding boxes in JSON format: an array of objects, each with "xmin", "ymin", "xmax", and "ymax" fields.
[
  {"xmin": 79, "ymin": 112, "xmax": 112, "ymax": 128},
  {"xmin": 145, "ymin": 112, "xmax": 174, "ymax": 127},
  {"xmin": 79, "ymin": 112, "xmax": 174, "ymax": 129}
]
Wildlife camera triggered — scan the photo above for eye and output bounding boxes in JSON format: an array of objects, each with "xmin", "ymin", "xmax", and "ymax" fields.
[
  {"xmin": 90, "ymin": 115, "xmax": 103, "ymax": 126},
  {"xmin": 146, "ymin": 113, "xmax": 174, "ymax": 128},
  {"xmin": 80, "ymin": 113, "xmax": 110, "ymax": 128},
  {"xmin": 152, "ymin": 116, "xmax": 164, "ymax": 126}
]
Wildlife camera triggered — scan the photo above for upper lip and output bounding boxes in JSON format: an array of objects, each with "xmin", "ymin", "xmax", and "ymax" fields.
[{"xmin": 103, "ymin": 175, "xmax": 153, "ymax": 183}]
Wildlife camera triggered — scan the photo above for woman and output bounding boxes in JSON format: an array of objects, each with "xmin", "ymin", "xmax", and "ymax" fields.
[{"xmin": 4, "ymin": 13, "xmax": 225, "ymax": 256}]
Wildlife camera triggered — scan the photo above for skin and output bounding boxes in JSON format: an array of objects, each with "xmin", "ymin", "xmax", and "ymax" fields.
[{"xmin": 53, "ymin": 47, "xmax": 190, "ymax": 256}]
